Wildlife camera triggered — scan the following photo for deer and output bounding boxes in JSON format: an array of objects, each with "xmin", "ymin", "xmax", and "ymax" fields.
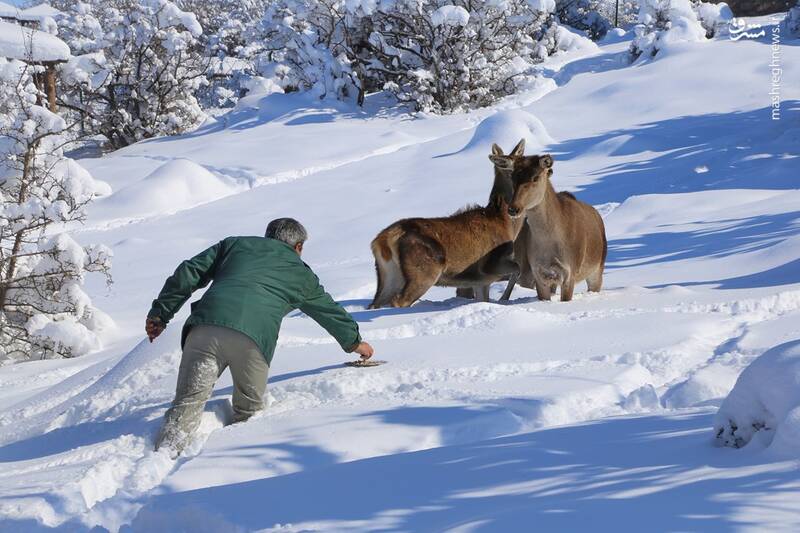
[
  {"xmin": 490, "ymin": 146, "xmax": 607, "ymax": 302},
  {"xmin": 454, "ymin": 140, "xmax": 526, "ymax": 302},
  {"xmin": 368, "ymin": 141, "xmax": 528, "ymax": 309}
]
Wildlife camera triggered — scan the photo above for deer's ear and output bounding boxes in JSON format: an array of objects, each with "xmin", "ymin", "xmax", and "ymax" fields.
[
  {"xmin": 491, "ymin": 143, "xmax": 504, "ymax": 156},
  {"xmin": 489, "ymin": 155, "xmax": 514, "ymax": 170},
  {"xmin": 510, "ymin": 138, "xmax": 526, "ymax": 157},
  {"xmin": 540, "ymin": 154, "xmax": 554, "ymax": 169}
]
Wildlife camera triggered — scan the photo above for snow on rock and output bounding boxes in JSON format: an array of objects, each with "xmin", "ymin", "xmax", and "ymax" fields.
[
  {"xmin": 0, "ymin": 19, "xmax": 69, "ymax": 62},
  {"xmin": 97, "ymin": 158, "xmax": 242, "ymax": 220},
  {"xmin": 714, "ymin": 339, "xmax": 800, "ymax": 457},
  {"xmin": 430, "ymin": 5, "xmax": 470, "ymax": 27},
  {"xmin": 462, "ymin": 109, "xmax": 554, "ymax": 154}
]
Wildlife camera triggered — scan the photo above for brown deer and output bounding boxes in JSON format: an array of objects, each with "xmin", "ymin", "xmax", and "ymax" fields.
[
  {"xmin": 491, "ymin": 148, "xmax": 607, "ymax": 302},
  {"xmin": 368, "ymin": 142, "xmax": 527, "ymax": 308},
  {"xmin": 454, "ymin": 140, "xmax": 527, "ymax": 301}
]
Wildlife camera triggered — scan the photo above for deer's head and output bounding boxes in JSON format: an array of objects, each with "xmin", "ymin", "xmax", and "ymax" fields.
[
  {"xmin": 489, "ymin": 141, "xmax": 553, "ymax": 218},
  {"xmin": 488, "ymin": 139, "xmax": 525, "ymax": 210}
]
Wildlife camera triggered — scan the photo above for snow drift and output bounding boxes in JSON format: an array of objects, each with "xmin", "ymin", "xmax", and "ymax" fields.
[
  {"xmin": 95, "ymin": 158, "xmax": 242, "ymax": 220},
  {"xmin": 462, "ymin": 109, "xmax": 554, "ymax": 154}
]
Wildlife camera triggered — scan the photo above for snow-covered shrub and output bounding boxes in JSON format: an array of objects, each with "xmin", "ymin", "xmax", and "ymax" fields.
[
  {"xmin": 177, "ymin": 0, "xmax": 268, "ymax": 109},
  {"xmin": 241, "ymin": 0, "xmax": 366, "ymax": 104},
  {"xmin": 556, "ymin": 0, "xmax": 612, "ymax": 40},
  {"xmin": 366, "ymin": 0, "xmax": 558, "ymax": 113},
  {"xmin": 784, "ymin": 1, "xmax": 800, "ymax": 38},
  {"xmin": 693, "ymin": 1, "xmax": 733, "ymax": 38},
  {"xmin": 54, "ymin": 0, "xmax": 207, "ymax": 150},
  {"xmin": 0, "ymin": 58, "xmax": 113, "ymax": 364},
  {"xmin": 714, "ymin": 340, "xmax": 800, "ymax": 457},
  {"xmin": 630, "ymin": 0, "xmax": 706, "ymax": 60}
]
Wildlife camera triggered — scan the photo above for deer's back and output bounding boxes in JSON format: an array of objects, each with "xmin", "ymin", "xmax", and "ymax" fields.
[{"xmin": 381, "ymin": 209, "xmax": 513, "ymax": 274}]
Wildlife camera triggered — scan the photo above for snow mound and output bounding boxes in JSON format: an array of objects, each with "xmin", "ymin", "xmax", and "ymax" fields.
[
  {"xmin": 663, "ymin": 362, "xmax": 741, "ymax": 408},
  {"xmin": 103, "ymin": 159, "xmax": 241, "ymax": 219},
  {"xmin": 553, "ymin": 24, "xmax": 600, "ymax": 55},
  {"xmin": 714, "ymin": 339, "xmax": 800, "ymax": 457},
  {"xmin": 463, "ymin": 109, "xmax": 554, "ymax": 154}
]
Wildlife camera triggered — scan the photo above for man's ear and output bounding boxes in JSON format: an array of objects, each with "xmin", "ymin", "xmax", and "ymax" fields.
[
  {"xmin": 510, "ymin": 138, "xmax": 526, "ymax": 157},
  {"xmin": 294, "ymin": 242, "xmax": 304, "ymax": 254},
  {"xmin": 540, "ymin": 154, "xmax": 554, "ymax": 169},
  {"xmin": 489, "ymin": 155, "xmax": 514, "ymax": 170},
  {"xmin": 491, "ymin": 143, "xmax": 504, "ymax": 156}
]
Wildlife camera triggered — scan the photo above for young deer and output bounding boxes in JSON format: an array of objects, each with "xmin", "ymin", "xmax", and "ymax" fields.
[
  {"xmin": 454, "ymin": 140, "xmax": 527, "ymax": 301},
  {"xmin": 491, "ymin": 149, "xmax": 607, "ymax": 302},
  {"xmin": 368, "ymin": 143, "xmax": 526, "ymax": 308}
]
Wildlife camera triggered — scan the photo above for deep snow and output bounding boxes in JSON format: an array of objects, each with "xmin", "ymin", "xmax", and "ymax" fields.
[{"xmin": 1, "ymin": 17, "xmax": 800, "ymax": 533}]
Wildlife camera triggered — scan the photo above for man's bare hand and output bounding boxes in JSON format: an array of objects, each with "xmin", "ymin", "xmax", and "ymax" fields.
[
  {"xmin": 145, "ymin": 317, "xmax": 165, "ymax": 342},
  {"xmin": 354, "ymin": 341, "xmax": 374, "ymax": 359}
]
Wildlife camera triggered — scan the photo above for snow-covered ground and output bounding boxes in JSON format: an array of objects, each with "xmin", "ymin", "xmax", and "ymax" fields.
[{"xmin": 1, "ymin": 20, "xmax": 800, "ymax": 532}]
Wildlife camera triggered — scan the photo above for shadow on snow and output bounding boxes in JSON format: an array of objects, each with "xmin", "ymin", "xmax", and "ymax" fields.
[{"xmin": 123, "ymin": 411, "xmax": 800, "ymax": 532}]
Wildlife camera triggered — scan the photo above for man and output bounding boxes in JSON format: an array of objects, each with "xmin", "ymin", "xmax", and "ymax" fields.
[{"xmin": 146, "ymin": 218, "xmax": 374, "ymax": 455}]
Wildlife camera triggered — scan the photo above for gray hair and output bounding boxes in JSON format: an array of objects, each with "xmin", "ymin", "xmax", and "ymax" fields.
[{"xmin": 265, "ymin": 217, "xmax": 308, "ymax": 247}]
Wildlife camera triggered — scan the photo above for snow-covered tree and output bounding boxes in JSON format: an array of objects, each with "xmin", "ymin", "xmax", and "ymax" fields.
[
  {"xmin": 54, "ymin": 0, "xmax": 207, "ymax": 150},
  {"xmin": 0, "ymin": 58, "xmax": 113, "ymax": 364},
  {"xmin": 630, "ymin": 0, "xmax": 706, "ymax": 60},
  {"xmin": 610, "ymin": 0, "xmax": 640, "ymax": 27},
  {"xmin": 177, "ymin": 0, "xmax": 268, "ymax": 109},
  {"xmin": 693, "ymin": 1, "xmax": 733, "ymax": 38},
  {"xmin": 242, "ymin": 0, "xmax": 365, "ymax": 104},
  {"xmin": 557, "ymin": 0, "xmax": 612, "ymax": 39},
  {"xmin": 365, "ymin": 0, "xmax": 558, "ymax": 113}
]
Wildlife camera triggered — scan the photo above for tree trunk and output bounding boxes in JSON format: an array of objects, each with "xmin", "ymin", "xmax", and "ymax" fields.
[{"xmin": 45, "ymin": 64, "xmax": 57, "ymax": 113}]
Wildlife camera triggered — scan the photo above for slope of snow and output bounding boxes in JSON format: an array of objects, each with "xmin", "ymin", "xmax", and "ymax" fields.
[{"xmin": 1, "ymin": 21, "xmax": 799, "ymax": 532}]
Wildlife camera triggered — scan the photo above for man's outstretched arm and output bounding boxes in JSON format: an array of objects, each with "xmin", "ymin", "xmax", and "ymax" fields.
[
  {"xmin": 146, "ymin": 241, "xmax": 223, "ymax": 341},
  {"xmin": 299, "ymin": 276, "xmax": 374, "ymax": 358}
]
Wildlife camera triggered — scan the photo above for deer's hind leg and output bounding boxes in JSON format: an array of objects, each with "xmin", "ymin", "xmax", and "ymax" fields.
[
  {"xmin": 586, "ymin": 265, "xmax": 604, "ymax": 293},
  {"xmin": 392, "ymin": 234, "xmax": 445, "ymax": 308}
]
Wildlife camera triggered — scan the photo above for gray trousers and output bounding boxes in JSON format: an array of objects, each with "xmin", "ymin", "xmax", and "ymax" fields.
[{"xmin": 155, "ymin": 324, "xmax": 269, "ymax": 454}]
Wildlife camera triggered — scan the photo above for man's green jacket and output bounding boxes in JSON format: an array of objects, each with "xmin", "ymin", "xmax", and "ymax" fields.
[{"xmin": 148, "ymin": 236, "xmax": 361, "ymax": 365}]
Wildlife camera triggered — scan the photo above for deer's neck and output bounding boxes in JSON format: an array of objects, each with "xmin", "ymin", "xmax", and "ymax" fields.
[
  {"xmin": 484, "ymin": 204, "xmax": 517, "ymax": 243},
  {"xmin": 525, "ymin": 180, "xmax": 558, "ymax": 227}
]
